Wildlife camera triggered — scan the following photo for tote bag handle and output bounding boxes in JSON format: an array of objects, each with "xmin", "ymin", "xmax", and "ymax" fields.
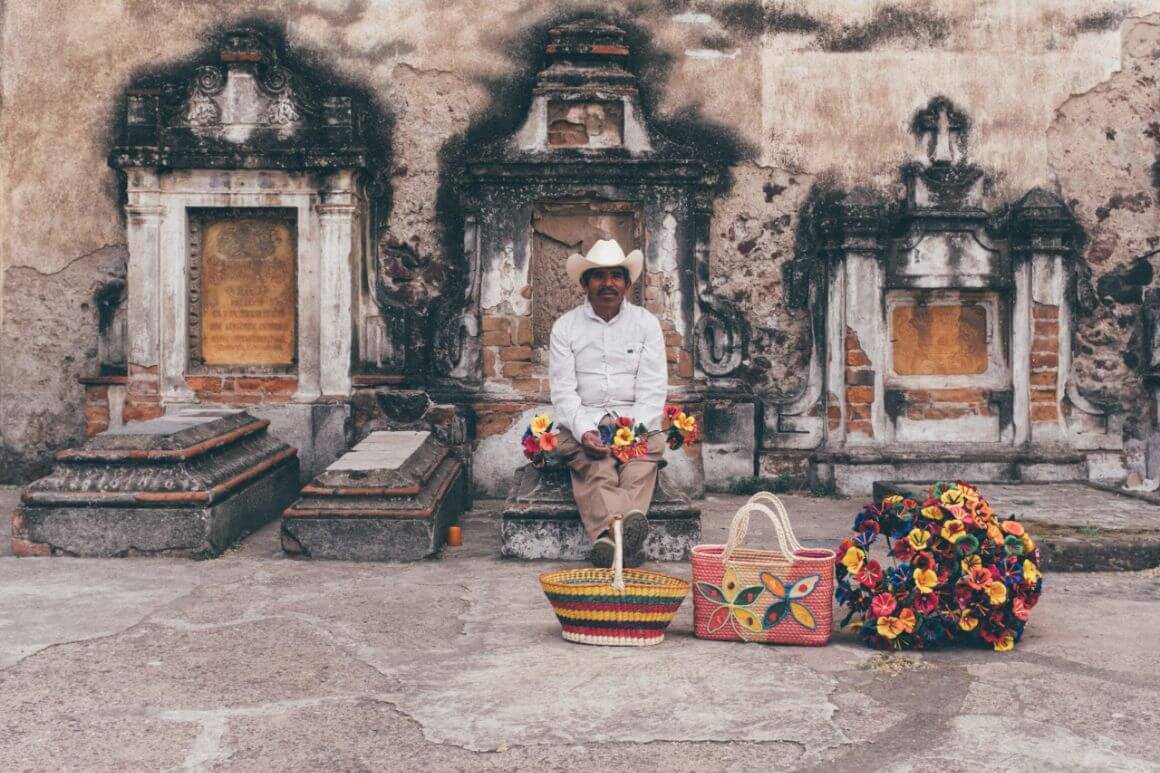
[{"xmin": 721, "ymin": 493, "xmax": 805, "ymax": 561}]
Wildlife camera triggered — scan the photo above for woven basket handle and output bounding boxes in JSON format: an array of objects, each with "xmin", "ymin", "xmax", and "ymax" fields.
[
  {"xmin": 611, "ymin": 515, "xmax": 626, "ymax": 591},
  {"xmin": 745, "ymin": 492, "xmax": 805, "ymax": 553},
  {"xmin": 722, "ymin": 494, "xmax": 804, "ymax": 561}
]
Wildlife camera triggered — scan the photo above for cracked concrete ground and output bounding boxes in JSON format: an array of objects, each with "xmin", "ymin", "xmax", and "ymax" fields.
[{"xmin": 1, "ymin": 488, "xmax": 1159, "ymax": 771}]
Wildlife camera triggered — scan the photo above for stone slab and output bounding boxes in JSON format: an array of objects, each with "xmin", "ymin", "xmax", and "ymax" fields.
[
  {"xmin": 500, "ymin": 463, "xmax": 702, "ymax": 561},
  {"xmin": 13, "ymin": 409, "xmax": 299, "ymax": 557},
  {"xmin": 281, "ymin": 431, "xmax": 467, "ymax": 561}
]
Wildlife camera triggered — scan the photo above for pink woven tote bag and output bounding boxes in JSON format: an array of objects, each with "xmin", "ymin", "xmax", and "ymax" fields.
[{"xmin": 692, "ymin": 492, "xmax": 835, "ymax": 645}]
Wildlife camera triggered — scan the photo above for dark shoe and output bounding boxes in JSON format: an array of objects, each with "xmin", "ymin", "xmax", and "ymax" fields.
[
  {"xmin": 621, "ymin": 510, "xmax": 650, "ymax": 560},
  {"xmin": 589, "ymin": 535, "xmax": 615, "ymax": 568}
]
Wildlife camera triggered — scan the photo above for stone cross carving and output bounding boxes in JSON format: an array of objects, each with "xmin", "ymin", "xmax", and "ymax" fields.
[{"xmin": 912, "ymin": 96, "xmax": 969, "ymax": 166}]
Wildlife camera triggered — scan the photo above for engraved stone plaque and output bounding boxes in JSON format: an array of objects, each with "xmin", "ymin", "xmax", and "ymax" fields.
[
  {"xmin": 530, "ymin": 202, "xmax": 641, "ymax": 347},
  {"xmin": 892, "ymin": 304, "xmax": 988, "ymax": 376},
  {"xmin": 190, "ymin": 209, "xmax": 297, "ymax": 369}
]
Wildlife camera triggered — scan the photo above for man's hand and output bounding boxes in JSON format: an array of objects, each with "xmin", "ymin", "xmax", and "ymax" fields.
[{"xmin": 581, "ymin": 430, "xmax": 610, "ymax": 459}]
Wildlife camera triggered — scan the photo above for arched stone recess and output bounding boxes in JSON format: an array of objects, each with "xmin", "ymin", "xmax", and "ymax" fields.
[
  {"xmin": 773, "ymin": 97, "xmax": 1116, "ymax": 493},
  {"xmin": 107, "ymin": 26, "xmax": 391, "ymax": 479},
  {"xmin": 432, "ymin": 18, "xmax": 749, "ymax": 497}
]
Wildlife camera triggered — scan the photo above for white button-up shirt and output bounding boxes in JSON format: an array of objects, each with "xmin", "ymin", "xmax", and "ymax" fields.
[{"xmin": 549, "ymin": 299, "xmax": 668, "ymax": 436}]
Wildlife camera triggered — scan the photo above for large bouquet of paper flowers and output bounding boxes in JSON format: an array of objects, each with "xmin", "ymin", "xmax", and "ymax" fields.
[{"xmin": 834, "ymin": 481, "xmax": 1043, "ymax": 652}]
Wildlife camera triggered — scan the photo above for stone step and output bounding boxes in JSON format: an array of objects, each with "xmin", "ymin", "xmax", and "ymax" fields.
[{"xmin": 500, "ymin": 464, "xmax": 701, "ymax": 561}]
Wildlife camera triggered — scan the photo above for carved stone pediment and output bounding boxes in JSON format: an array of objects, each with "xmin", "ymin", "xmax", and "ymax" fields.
[{"xmin": 110, "ymin": 28, "xmax": 372, "ymax": 171}]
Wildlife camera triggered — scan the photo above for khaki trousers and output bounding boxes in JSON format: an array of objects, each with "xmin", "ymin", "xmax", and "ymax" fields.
[{"xmin": 554, "ymin": 426, "xmax": 665, "ymax": 542}]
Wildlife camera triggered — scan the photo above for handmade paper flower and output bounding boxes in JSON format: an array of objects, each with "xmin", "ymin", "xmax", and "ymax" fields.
[
  {"xmin": 675, "ymin": 412, "xmax": 696, "ymax": 433},
  {"xmin": 921, "ymin": 505, "xmax": 945, "ymax": 521},
  {"xmin": 613, "ymin": 427, "xmax": 635, "ymax": 447},
  {"xmin": 907, "ymin": 528, "xmax": 931, "ymax": 551},
  {"xmin": 840, "ymin": 546, "xmax": 866, "ymax": 574},
  {"xmin": 538, "ymin": 432, "xmax": 558, "ymax": 452},
  {"xmin": 913, "ymin": 568, "xmax": 938, "ymax": 594},
  {"xmin": 870, "ymin": 592, "xmax": 897, "ymax": 618},
  {"xmin": 530, "ymin": 414, "xmax": 552, "ymax": 437},
  {"xmin": 966, "ymin": 565, "xmax": 993, "ymax": 590},
  {"xmin": 941, "ymin": 520, "xmax": 966, "ymax": 542},
  {"xmin": 663, "ymin": 404, "xmax": 681, "ymax": 420},
  {"xmin": 834, "ymin": 481, "xmax": 1041, "ymax": 652},
  {"xmin": 855, "ymin": 560, "xmax": 883, "ymax": 589},
  {"xmin": 1001, "ymin": 519, "xmax": 1025, "ymax": 537},
  {"xmin": 522, "ymin": 434, "xmax": 540, "ymax": 457},
  {"xmin": 616, "ymin": 415, "xmax": 635, "ymax": 428}
]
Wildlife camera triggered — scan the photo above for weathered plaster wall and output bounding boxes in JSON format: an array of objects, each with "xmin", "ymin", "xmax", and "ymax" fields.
[
  {"xmin": 1, "ymin": 0, "xmax": 1157, "ymax": 480},
  {"xmin": 1048, "ymin": 14, "xmax": 1160, "ymax": 440}
]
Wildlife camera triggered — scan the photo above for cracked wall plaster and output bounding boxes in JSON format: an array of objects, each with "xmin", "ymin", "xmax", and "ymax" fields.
[{"xmin": 1049, "ymin": 14, "xmax": 1160, "ymax": 433}]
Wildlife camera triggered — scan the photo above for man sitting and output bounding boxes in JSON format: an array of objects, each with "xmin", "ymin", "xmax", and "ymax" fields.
[{"xmin": 548, "ymin": 239, "xmax": 667, "ymax": 567}]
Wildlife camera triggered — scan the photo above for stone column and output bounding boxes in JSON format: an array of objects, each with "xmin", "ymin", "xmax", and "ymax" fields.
[
  {"xmin": 123, "ymin": 170, "xmax": 165, "ymax": 423},
  {"xmin": 316, "ymin": 170, "xmax": 361, "ymax": 398}
]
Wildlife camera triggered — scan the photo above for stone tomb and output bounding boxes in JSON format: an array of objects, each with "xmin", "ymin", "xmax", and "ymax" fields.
[
  {"xmin": 500, "ymin": 464, "xmax": 701, "ymax": 561},
  {"xmin": 12, "ymin": 410, "xmax": 299, "ymax": 557},
  {"xmin": 281, "ymin": 431, "xmax": 466, "ymax": 561}
]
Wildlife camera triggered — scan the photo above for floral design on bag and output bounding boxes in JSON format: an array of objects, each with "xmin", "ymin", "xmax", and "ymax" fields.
[
  {"xmin": 759, "ymin": 573, "xmax": 820, "ymax": 631},
  {"xmin": 694, "ymin": 565, "xmax": 764, "ymax": 636}
]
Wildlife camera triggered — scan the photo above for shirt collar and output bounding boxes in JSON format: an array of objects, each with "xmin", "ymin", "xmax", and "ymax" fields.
[{"xmin": 582, "ymin": 298, "xmax": 631, "ymax": 325}]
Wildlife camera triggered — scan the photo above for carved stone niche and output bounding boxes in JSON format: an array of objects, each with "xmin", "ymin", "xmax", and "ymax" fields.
[
  {"xmin": 108, "ymin": 27, "xmax": 384, "ymax": 479},
  {"xmin": 769, "ymin": 97, "xmax": 1104, "ymax": 492},
  {"xmin": 436, "ymin": 18, "xmax": 746, "ymax": 498}
]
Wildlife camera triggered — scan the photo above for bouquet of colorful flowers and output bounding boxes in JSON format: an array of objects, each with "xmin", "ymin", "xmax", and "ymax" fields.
[
  {"xmin": 521, "ymin": 413, "xmax": 560, "ymax": 467},
  {"xmin": 833, "ymin": 481, "xmax": 1043, "ymax": 652},
  {"xmin": 597, "ymin": 405, "xmax": 701, "ymax": 463}
]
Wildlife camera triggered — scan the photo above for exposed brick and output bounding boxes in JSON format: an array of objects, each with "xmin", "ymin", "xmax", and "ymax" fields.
[
  {"xmin": 846, "ymin": 368, "xmax": 875, "ymax": 386},
  {"xmin": 481, "ymin": 316, "xmax": 510, "ymax": 333},
  {"xmin": 665, "ymin": 346, "xmax": 680, "ymax": 364},
  {"xmin": 498, "ymin": 345, "xmax": 533, "ymax": 362},
  {"xmin": 1032, "ymin": 336, "xmax": 1058, "ymax": 352},
  {"xmin": 185, "ymin": 376, "xmax": 223, "ymax": 392},
  {"xmin": 481, "ymin": 330, "xmax": 512, "ymax": 347},
  {"xmin": 502, "ymin": 361, "xmax": 536, "ymax": 378},
  {"xmin": 826, "ymin": 404, "xmax": 842, "ymax": 419},
  {"xmin": 1032, "ymin": 304, "xmax": 1059, "ymax": 320},
  {"xmin": 1030, "ymin": 352, "xmax": 1059, "ymax": 369},
  {"xmin": 678, "ymin": 349, "xmax": 694, "ymax": 379},
  {"xmin": 1030, "ymin": 372, "xmax": 1056, "ymax": 387},
  {"xmin": 907, "ymin": 407, "xmax": 926, "ymax": 420},
  {"xmin": 906, "ymin": 390, "xmax": 932, "ymax": 403},
  {"xmin": 664, "ymin": 331, "xmax": 684, "ymax": 347},
  {"xmin": 510, "ymin": 378, "xmax": 548, "ymax": 395},
  {"xmin": 482, "ymin": 348, "xmax": 496, "ymax": 378},
  {"xmin": 85, "ymin": 421, "xmax": 109, "ymax": 438},
  {"xmin": 846, "ymin": 386, "xmax": 874, "ymax": 404},
  {"xmin": 512, "ymin": 318, "xmax": 533, "ymax": 346},
  {"xmin": 846, "ymin": 350, "xmax": 871, "ymax": 367},
  {"xmin": 11, "ymin": 538, "xmax": 51, "ymax": 558},
  {"xmin": 847, "ymin": 404, "xmax": 871, "ymax": 420},
  {"xmin": 1031, "ymin": 404, "xmax": 1058, "ymax": 422},
  {"xmin": 928, "ymin": 388, "xmax": 987, "ymax": 403},
  {"xmin": 1033, "ymin": 320, "xmax": 1060, "ymax": 337},
  {"xmin": 925, "ymin": 406, "xmax": 969, "ymax": 420},
  {"xmin": 85, "ymin": 385, "xmax": 109, "ymax": 402},
  {"xmin": 122, "ymin": 404, "xmax": 163, "ymax": 423},
  {"xmin": 846, "ymin": 419, "xmax": 873, "ymax": 436},
  {"xmin": 1031, "ymin": 387, "xmax": 1057, "ymax": 403}
]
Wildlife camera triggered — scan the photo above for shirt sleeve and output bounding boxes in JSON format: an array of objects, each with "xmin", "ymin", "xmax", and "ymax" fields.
[
  {"xmin": 629, "ymin": 313, "xmax": 668, "ymax": 430},
  {"xmin": 549, "ymin": 318, "xmax": 603, "ymax": 436}
]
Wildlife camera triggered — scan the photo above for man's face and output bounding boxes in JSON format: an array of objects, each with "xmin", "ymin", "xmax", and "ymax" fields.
[{"xmin": 583, "ymin": 267, "xmax": 630, "ymax": 310}]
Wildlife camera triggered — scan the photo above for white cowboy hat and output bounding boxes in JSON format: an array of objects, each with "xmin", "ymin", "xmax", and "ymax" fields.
[{"xmin": 565, "ymin": 239, "xmax": 644, "ymax": 286}]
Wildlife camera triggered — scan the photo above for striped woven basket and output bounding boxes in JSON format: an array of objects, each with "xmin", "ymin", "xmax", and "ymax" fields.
[{"xmin": 539, "ymin": 516, "xmax": 690, "ymax": 646}]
